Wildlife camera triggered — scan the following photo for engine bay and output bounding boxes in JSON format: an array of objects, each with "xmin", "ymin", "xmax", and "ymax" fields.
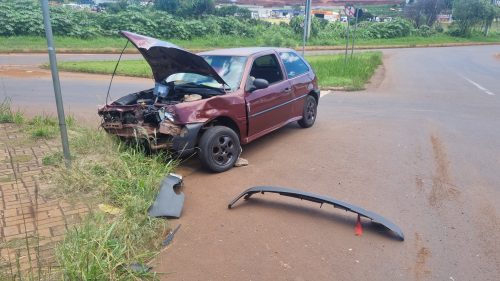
[
  {"xmin": 100, "ymin": 82, "xmax": 225, "ymax": 127},
  {"xmin": 111, "ymin": 82, "xmax": 224, "ymax": 106}
]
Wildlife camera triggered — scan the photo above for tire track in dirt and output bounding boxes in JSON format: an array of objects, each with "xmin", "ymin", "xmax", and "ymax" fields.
[
  {"xmin": 428, "ymin": 134, "xmax": 460, "ymax": 207},
  {"xmin": 413, "ymin": 232, "xmax": 432, "ymax": 281},
  {"xmin": 476, "ymin": 200, "xmax": 500, "ymax": 276}
]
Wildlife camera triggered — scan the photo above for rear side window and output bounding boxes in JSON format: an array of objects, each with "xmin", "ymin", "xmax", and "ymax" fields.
[{"xmin": 279, "ymin": 52, "xmax": 310, "ymax": 79}]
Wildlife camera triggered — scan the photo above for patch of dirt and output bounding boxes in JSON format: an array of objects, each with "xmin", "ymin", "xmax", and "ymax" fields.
[
  {"xmin": 11, "ymin": 154, "xmax": 33, "ymax": 163},
  {"xmin": 365, "ymin": 60, "xmax": 386, "ymax": 90},
  {"xmin": 428, "ymin": 134, "xmax": 460, "ymax": 207},
  {"xmin": 495, "ymin": 54, "xmax": 500, "ymax": 60},
  {"xmin": 0, "ymin": 67, "xmax": 50, "ymax": 78},
  {"xmin": 414, "ymin": 233, "xmax": 432, "ymax": 281},
  {"xmin": 415, "ymin": 176, "xmax": 424, "ymax": 192},
  {"xmin": 476, "ymin": 202, "xmax": 500, "ymax": 274}
]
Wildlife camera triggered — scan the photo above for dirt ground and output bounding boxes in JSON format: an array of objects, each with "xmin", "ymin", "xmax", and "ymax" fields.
[{"xmin": 150, "ymin": 47, "xmax": 500, "ymax": 280}]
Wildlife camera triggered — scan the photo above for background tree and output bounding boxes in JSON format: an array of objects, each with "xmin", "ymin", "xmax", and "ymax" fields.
[
  {"xmin": 154, "ymin": 0, "xmax": 215, "ymax": 17},
  {"xmin": 452, "ymin": 0, "xmax": 498, "ymax": 37},
  {"xmin": 482, "ymin": 0, "xmax": 500, "ymax": 35},
  {"xmin": 404, "ymin": 0, "xmax": 447, "ymax": 27},
  {"xmin": 190, "ymin": 0, "xmax": 216, "ymax": 17},
  {"xmin": 154, "ymin": 0, "xmax": 180, "ymax": 13},
  {"xmin": 216, "ymin": 5, "xmax": 252, "ymax": 18}
]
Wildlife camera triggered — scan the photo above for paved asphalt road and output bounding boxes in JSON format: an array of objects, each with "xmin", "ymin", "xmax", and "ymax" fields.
[{"xmin": 1, "ymin": 46, "xmax": 499, "ymax": 280}]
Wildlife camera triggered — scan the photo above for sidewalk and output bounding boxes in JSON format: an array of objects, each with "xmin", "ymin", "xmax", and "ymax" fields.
[{"xmin": 0, "ymin": 123, "xmax": 88, "ymax": 276}]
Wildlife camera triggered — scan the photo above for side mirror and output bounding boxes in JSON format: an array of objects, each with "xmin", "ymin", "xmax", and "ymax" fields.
[{"xmin": 251, "ymin": 79, "xmax": 269, "ymax": 91}]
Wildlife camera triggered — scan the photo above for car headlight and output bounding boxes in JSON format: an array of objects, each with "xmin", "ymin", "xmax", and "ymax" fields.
[{"xmin": 158, "ymin": 108, "xmax": 174, "ymax": 122}]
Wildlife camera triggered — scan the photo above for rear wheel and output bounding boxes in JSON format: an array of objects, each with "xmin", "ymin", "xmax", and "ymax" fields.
[
  {"xmin": 199, "ymin": 126, "xmax": 241, "ymax": 173},
  {"xmin": 298, "ymin": 95, "xmax": 317, "ymax": 128}
]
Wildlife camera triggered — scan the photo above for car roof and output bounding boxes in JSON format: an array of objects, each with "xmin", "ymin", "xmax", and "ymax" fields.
[{"xmin": 198, "ymin": 47, "xmax": 296, "ymax": 57}]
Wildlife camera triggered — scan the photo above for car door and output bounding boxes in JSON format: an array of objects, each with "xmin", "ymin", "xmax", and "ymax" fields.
[
  {"xmin": 244, "ymin": 53, "xmax": 293, "ymax": 139},
  {"xmin": 279, "ymin": 51, "xmax": 313, "ymax": 117}
]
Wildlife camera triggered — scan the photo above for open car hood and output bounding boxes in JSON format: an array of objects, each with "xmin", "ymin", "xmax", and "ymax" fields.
[{"xmin": 120, "ymin": 31, "xmax": 226, "ymax": 85}]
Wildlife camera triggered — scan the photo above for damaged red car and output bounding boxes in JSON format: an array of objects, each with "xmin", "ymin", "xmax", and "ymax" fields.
[{"xmin": 98, "ymin": 31, "xmax": 320, "ymax": 172}]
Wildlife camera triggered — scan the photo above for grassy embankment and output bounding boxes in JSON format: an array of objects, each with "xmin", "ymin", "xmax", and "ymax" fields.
[
  {"xmin": 52, "ymin": 52, "xmax": 383, "ymax": 91},
  {"xmin": 0, "ymin": 98, "xmax": 176, "ymax": 280},
  {"xmin": 0, "ymin": 32, "xmax": 499, "ymax": 53}
]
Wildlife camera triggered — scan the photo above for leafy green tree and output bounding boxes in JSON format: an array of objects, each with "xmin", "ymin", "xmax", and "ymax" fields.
[
  {"xmin": 154, "ymin": 0, "xmax": 215, "ymax": 17},
  {"xmin": 216, "ymin": 5, "xmax": 251, "ymax": 18},
  {"xmin": 190, "ymin": 0, "xmax": 215, "ymax": 17},
  {"xmin": 404, "ymin": 0, "xmax": 447, "ymax": 27},
  {"xmin": 103, "ymin": 0, "xmax": 131, "ymax": 13},
  {"xmin": 154, "ymin": 0, "xmax": 180, "ymax": 13},
  {"xmin": 289, "ymin": 16, "xmax": 325, "ymax": 37},
  {"xmin": 452, "ymin": 0, "xmax": 499, "ymax": 37}
]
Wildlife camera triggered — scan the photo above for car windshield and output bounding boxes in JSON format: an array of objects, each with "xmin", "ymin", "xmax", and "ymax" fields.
[{"xmin": 165, "ymin": 55, "xmax": 247, "ymax": 92}]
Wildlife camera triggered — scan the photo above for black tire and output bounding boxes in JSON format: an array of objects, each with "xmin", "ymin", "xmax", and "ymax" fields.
[
  {"xmin": 199, "ymin": 126, "xmax": 241, "ymax": 173},
  {"xmin": 298, "ymin": 95, "xmax": 317, "ymax": 128}
]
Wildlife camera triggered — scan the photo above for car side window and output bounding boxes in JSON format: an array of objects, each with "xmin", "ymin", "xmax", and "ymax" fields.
[
  {"xmin": 279, "ymin": 52, "xmax": 310, "ymax": 79},
  {"xmin": 249, "ymin": 54, "xmax": 284, "ymax": 85}
]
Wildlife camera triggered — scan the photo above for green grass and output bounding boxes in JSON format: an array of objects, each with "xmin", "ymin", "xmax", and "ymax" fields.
[
  {"xmin": 353, "ymin": 34, "xmax": 500, "ymax": 46},
  {"xmin": 0, "ymin": 98, "xmax": 24, "ymax": 124},
  {"xmin": 1, "ymin": 31, "xmax": 498, "ymax": 53},
  {"xmin": 27, "ymin": 115, "xmax": 59, "ymax": 139},
  {"xmin": 0, "ymin": 36, "xmax": 134, "ymax": 53},
  {"xmin": 54, "ymin": 52, "xmax": 383, "ymax": 90},
  {"xmin": 42, "ymin": 151, "xmax": 64, "ymax": 166},
  {"xmin": 55, "ymin": 59, "xmax": 153, "ymax": 78},
  {"xmin": 0, "ymin": 35, "xmax": 267, "ymax": 53},
  {"xmin": 52, "ymin": 128, "xmax": 175, "ymax": 280},
  {"xmin": 308, "ymin": 52, "xmax": 383, "ymax": 90},
  {"xmin": 0, "ymin": 101, "xmax": 177, "ymax": 280}
]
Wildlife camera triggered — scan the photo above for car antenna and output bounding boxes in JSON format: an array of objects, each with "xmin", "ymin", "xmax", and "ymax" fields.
[{"xmin": 105, "ymin": 40, "xmax": 129, "ymax": 106}]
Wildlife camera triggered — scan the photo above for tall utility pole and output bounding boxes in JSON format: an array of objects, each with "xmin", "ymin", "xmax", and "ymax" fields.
[
  {"xmin": 302, "ymin": 0, "xmax": 312, "ymax": 55},
  {"xmin": 40, "ymin": 0, "xmax": 71, "ymax": 168}
]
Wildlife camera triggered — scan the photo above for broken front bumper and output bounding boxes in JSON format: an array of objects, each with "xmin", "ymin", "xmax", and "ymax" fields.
[
  {"xmin": 228, "ymin": 186, "xmax": 404, "ymax": 241},
  {"xmin": 171, "ymin": 123, "xmax": 203, "ymax": 155},
  {"xmin": 102, "ymin": 121, "xmax": 203, "ymax": 155}
]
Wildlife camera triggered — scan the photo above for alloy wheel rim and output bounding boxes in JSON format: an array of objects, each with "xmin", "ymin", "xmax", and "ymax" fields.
[
  {"xmin": 306, "ymin": 100, "xmax": 316, "ymax": 121},
  {"xmin": 211, "ymin": 135, "xmax": 236, "ymax": 166}
]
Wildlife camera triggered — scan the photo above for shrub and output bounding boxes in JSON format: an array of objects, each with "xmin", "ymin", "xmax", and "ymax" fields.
[
  {"xmin": 434, "ymin": 24, "xmax": 444, "ymax": 33},
  {"xmin": 356, "ymin": 18, "xmax": 413, "ymax": 39},
  {"xmin": 0, "ymin": 0, "xmax": 436, "ymax": 43},
  {"xmin": 416, "ymin": 25, "xmax": 435, "ymax": 37}
]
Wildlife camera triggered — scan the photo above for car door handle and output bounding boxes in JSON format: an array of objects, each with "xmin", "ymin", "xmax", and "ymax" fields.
[{"xmin": 284, "ymin": 88, "xmax": 292, "ymax": 93}]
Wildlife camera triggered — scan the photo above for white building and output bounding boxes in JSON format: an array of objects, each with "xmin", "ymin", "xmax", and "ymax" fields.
[{"xmin": 94, "ymin": 0, "xmax": 118, "ymax": 4}]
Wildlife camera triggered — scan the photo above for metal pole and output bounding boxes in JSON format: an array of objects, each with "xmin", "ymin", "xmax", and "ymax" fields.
[
  {"xmin": 351, "ymin": 8, "xmax": 359, "ymax": 58},
  {"xmin": 302, "ymin": 0, "xmax": 312, "ymax": 56},
  {"xmin": 305, "ymin": 0, "xmax": 312, "ymax": 40},
  {"xmin": 344, "ymin": 14, "xmax": 350, "ymax": 64},
  {"xmin": 40, "ymin": 0, "xmax": 71, "ymax": 168}
]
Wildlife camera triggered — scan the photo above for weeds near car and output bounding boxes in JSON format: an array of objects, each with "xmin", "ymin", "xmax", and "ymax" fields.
[
  {"xmin": 0, "ymin": 98, "xmax": 24, "ymax": 124},
  {"xmin": 0, "ymin": 101, "xmax": 177, "ymax": 280},
  {"xmin": 25, "ymin": 115, "xmax": 75, "ymax": 140},
  {"xmin": 51, "ymin": 129, "xmax": 175, "ymax": 280}
]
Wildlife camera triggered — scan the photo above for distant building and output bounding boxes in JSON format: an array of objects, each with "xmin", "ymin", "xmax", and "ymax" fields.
[
  {"xmin": 94, "ymin": 0, "xmax": 118, "ymax": 4},
  {"xmin": 312, "ymin": 10, "xmax": 340, "ymax": 21},
  {"xmin": 217, "ymin": 4, "xmax": 301, "ymax": 19},
  {"xmin": 437, "ymin": 14, "xmax": 452, "ymax": 23}
]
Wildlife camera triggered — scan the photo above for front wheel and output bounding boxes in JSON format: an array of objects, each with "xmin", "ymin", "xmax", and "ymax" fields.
[
  {"xmin": 199, "ymin": 126, "xmax": 241, "ymax": 173},
  {"xmin": 298, "ymin": 95, "xmax": 317, "ymax": 128}
]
